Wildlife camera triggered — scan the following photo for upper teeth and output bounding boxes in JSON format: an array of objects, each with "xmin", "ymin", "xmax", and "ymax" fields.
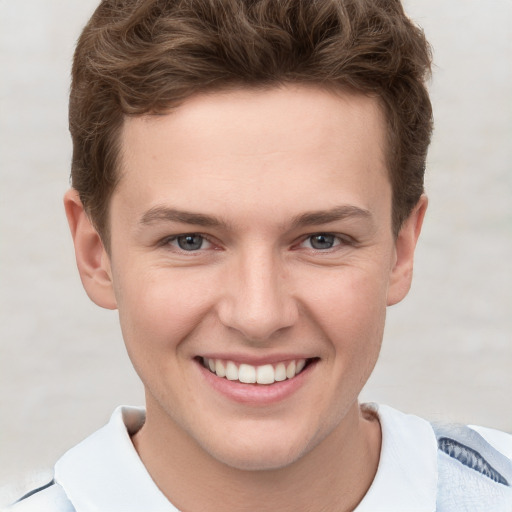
[{"xmin": 203, "ymin": 358, "xmax": 307, "ymax": 385}]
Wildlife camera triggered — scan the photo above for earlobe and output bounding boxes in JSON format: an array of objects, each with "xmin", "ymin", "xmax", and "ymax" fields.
[
  {"xmin": 386, "ymin": 195, "xmax": 428, "ymax": 306},
  {"xmin": 64, "ymin": 189, "xmax": 117, "ymax": 310}
]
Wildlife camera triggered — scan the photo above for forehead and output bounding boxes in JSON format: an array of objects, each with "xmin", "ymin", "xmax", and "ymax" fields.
[{"xmin": 114, "ymin": 85, "xmax": 390, "ymax": 228}]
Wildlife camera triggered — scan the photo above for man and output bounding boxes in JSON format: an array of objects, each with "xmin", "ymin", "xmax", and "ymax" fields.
[{"xmin": 10, "ymin": 0, "xmax": 512, "ymax": 510}]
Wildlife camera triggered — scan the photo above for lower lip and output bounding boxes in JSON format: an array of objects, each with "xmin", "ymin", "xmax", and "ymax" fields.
[{"xmin": 197, "ymin": 360, "xmax": 317, "ymax": 406}]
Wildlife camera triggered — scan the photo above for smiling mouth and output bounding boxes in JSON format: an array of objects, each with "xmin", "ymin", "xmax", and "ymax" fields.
[{"xmin": 200, "ymin": 357, "xmax": 314, "ymax": 385}]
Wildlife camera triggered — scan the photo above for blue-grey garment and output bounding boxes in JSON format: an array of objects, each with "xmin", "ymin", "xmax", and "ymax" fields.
[
  {"xmin": 5, "ymin": 481, "xmax": 74, "ymax": 512},
  {"xmin": 433, "ymin": 422, "xmax": 512, "ymax": 511}
]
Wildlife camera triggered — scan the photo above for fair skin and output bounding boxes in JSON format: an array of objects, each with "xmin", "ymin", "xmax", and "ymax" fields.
[{"xmin": 65, "ymin": 85, "xmax": 426, "ymax": 512}]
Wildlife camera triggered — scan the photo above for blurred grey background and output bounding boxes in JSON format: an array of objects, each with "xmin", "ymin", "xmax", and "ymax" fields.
[{"xmin": 0, "ymin": 0, "xmax": 511, "ymax": 504}]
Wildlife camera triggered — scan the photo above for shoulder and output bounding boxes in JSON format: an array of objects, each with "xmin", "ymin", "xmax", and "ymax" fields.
[
  {"xmin": 359, "ymin": 404, "xmax": 512, "ymax": 512},
  {"xmin": 470, "ymin": 424, "xmax": 512, "ymax": 460},
  {"xmin": 432, "ymin": 422, "xmax": 512, "ymax": 512},
  {"xmin": 3, "ymin": 407, "xmax": 147, "ymax": 512},
  {"xmin": 5, "ymin": 481, "xmax": 75, "ymax": 512}
]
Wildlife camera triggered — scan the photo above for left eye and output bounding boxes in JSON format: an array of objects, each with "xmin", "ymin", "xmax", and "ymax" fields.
[
  {"xmin": 170, "ymin": 234, "xmax": 211, "ymax": 251},
  {"xmin": 301, "ymin": 234, "xmax": 341, "ymax": 250}
]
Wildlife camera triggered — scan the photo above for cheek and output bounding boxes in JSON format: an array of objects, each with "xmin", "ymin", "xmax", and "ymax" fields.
[
  {"xmin": 114, "ymin": 265, "xmax": 218, "ymax": 354},
  {"xmin": 299, "ymin": 265, "xmax": 388, "ymax": 372},
  {"xmin": 300, "ymin": 264, "xmax": 389, "ymax": 327}
]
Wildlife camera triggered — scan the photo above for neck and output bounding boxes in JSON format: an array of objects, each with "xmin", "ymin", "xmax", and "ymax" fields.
[{"xmin": 132, "ymin": 401, "xmax": 381, "ymax": 512}]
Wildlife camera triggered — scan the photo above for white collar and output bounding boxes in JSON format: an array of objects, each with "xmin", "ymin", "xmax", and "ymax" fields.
[
  {"xmin": 55, "ymin": 406, "xmax": 176, "ymax": 511},
  {"xmin": 55, "ymin": 404, "xmax": 438, "ymax": 511},
  {"xmin": 355, "ymin": 404, "xmax": 438, "ymax": 511}
]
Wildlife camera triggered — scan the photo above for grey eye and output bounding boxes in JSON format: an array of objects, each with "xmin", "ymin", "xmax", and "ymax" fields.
[
  {"xmin": 308, "ymin": 234, "xmax": 336, "ymax": 249},
  {"xmin": 176, "ymin": 234, "xmax": 204, "ymax": 251}
]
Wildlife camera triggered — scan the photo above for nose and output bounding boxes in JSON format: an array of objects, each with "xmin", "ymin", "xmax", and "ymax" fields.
[{"xmin": 217, "ymin": 248, "xmax": 299, "ymax": 343}]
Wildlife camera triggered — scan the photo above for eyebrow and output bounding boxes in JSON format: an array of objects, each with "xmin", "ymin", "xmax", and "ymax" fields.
[
  {"xmin": 140, "ymin": 207, "xmax": 225, "ymax": 227},
  {"xmin": 290, "ymin": 205, "xmax": 372, "ymax": 229},
  {"xmin": 139, "ymin": 204, "xmax": 372, "ymax": 229}
]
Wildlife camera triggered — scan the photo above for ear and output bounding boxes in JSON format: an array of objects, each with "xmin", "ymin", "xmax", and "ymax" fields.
[
  {"xmin": 387, "ymin": 195, "xmax": 428, "ymax": 306},
  {"xmin": 64, "ymin": 189, "xmax": 117, "ymax": 310}
]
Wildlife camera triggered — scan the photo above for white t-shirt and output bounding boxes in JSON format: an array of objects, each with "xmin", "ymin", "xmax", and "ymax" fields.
[{"xmin": 8, "ymin": 404, "xmax": 512, "ymax": 511}]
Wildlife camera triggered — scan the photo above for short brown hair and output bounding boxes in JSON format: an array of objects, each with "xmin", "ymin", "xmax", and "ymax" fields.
[{"xmin": 70, "ymin": 0, "xmax": 433, "ymax": 243}]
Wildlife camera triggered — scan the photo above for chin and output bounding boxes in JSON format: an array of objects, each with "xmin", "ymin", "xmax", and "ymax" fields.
[
  {"xmin": 211, "ymin": 445, "xmax": 303, "ymax": 472},
  {"xmin": 200, "ymin": 424, "xmax": 320, "ymax": 472}
]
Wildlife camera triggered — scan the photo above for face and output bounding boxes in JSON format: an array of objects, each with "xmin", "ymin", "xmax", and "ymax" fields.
[{"xmin": 68, "ymin": 85, "xmax": 424, "ymax": 471}]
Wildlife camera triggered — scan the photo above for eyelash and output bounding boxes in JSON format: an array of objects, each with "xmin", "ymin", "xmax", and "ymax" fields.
[
  {"xmin": 296, "ymin": 233, "xmax": 354, "ymax": 251},
  {"xmin": 160, "ymin": 233, "xmax": 215, "ymax": 252},
  {"xmin": 159, "ymin": 232, "xmax": 353, "ymax": 253}
]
